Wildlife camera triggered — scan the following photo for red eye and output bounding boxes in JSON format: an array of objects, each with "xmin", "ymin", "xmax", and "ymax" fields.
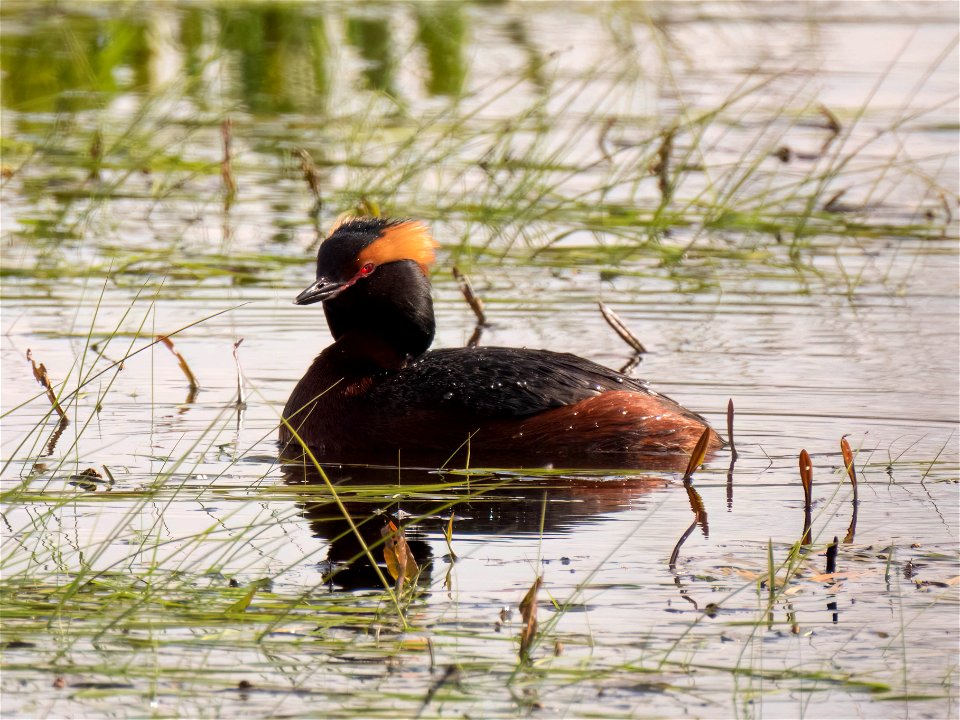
[{"xmin": 359, "ymin": 262, "xmax": 375, "ymax": 276}]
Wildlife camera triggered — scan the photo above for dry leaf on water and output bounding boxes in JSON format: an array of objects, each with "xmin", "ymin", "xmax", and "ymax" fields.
[
  {"xmin": 683, "ymin": 426, "xmax": 713, "ymax": 480},
  {"xmin": 518, "ymin": 575, "xmax": 542, "ymax": 662},
  {"xmin": 799, "ymin": 449, "xmax": 813, "ymax": 507},
  {"xmin": 840, "ymin": 437, "xmax": 857, "ymax": 487},
  {"xmin": 841, "ymin": 436, "xmax": 859, "ymax": 543},
  {"xmin": 443, "ymin": 513, "xmax": 458, "ymax": 561},
  {"xmin": 598, "ymin": 302, "xmax": 646, "ymax": 354},
  {"xmin": 726, "ymin": 398, "xmax": 738, "ymax": 460},
  {"xmin": 453, "ymin": 267, "xmax": 487, "ymax": 326},
  {"xmin": 157, "ymin": 335, "xmax": 200, "ymax": 391},
  {"xmin": 799, "ymin": 449, "xmax": 813, "ymax": 544},
  {"xmin": 26, "ymin": 349, "xmax": 66, "ymax": 418},
  {"xmin": 382, "ymin": 520, "xmax": 418, "ymax": 589}
]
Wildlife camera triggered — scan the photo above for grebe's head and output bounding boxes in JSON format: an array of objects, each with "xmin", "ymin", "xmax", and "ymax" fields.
[{"xmin": 295, "ymin": 217, "xmax": 438, "ymax": 306}]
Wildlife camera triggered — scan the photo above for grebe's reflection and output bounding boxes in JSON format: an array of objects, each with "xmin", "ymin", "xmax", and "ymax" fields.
[{"xmin": 280, "ymin": 454, "xmax": 677, "ymax": 590}]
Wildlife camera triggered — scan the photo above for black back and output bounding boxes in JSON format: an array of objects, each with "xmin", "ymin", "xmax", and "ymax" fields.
[{"xmin": 366, "ymin": 346, "xmax": 651, "ymax": 419}]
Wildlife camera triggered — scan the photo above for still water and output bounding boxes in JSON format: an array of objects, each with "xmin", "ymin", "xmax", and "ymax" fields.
[{"xmin": 1, "ymin": 2, "xmax": 958, "ymax": 718}]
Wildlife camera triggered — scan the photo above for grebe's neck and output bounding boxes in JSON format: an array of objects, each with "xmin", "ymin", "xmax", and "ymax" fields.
[{"xmin": 322, "ymin": 260, "xmax": 435, "ymax": 371}]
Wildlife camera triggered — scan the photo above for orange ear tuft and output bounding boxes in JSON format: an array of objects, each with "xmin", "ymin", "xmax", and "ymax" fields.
[{"xmin": 359, "ymin": 220, "xmax": 438, "ymax": 274}]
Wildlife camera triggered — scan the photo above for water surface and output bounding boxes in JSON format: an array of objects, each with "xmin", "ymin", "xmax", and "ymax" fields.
[{"xmin": 1, "ymin": 3, "xmax": 957, "ymax": 718}]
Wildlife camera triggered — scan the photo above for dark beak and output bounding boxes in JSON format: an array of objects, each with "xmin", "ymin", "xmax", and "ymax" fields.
[{"xmin": 294, "ymin": 277, "xmax": 346, "ymax": 305}]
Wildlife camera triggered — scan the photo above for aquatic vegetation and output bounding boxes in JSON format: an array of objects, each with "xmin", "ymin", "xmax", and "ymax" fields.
[{"xmin": 1, "ymin": 3, "xmax": 957, "ymax": 718}]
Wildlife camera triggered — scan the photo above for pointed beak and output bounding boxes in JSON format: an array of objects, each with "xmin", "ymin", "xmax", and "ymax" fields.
[{"xmin": 294, "ymin": 277, "xmax": 346, "ymax": 305}]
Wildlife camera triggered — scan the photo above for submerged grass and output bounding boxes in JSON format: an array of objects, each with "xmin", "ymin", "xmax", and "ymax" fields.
[
  {"xmin": 3, "ymin": 442, "xmax": 957, "ymax": 716},
  {"xmin": 3, "ymin": 7, "xmax": 954, "ymax": 293}
]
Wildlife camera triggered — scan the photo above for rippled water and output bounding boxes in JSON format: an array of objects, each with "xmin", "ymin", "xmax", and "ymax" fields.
[{"xmin": 1, "ymin": 3, "xmax": 957, "ymax": 718}]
